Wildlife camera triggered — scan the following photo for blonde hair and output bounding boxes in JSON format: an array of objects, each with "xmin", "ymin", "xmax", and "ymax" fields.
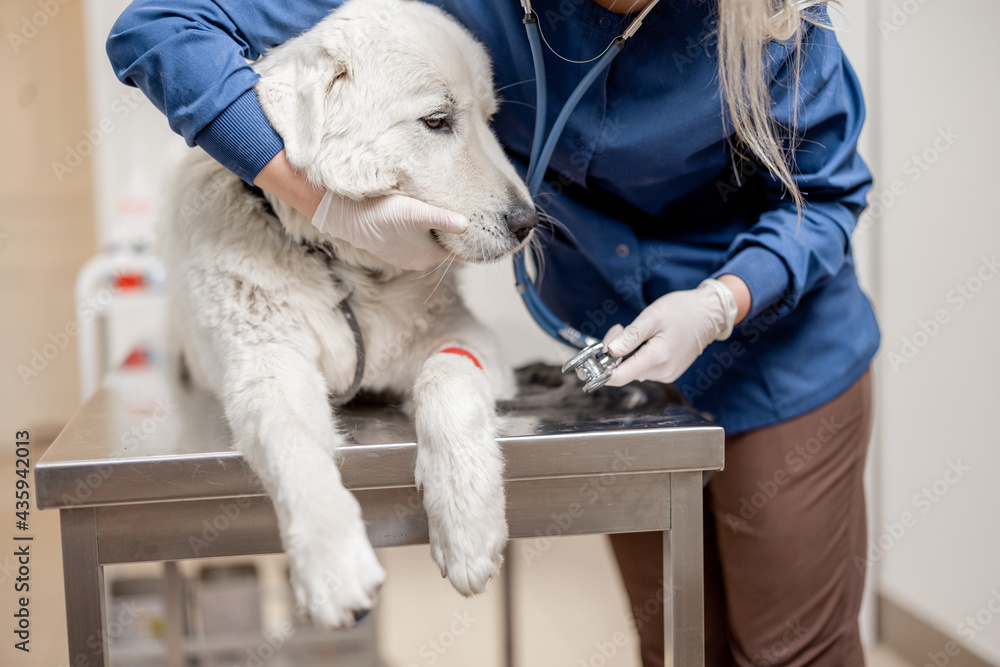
[{"xmin": 716, "ymin": 0, "xmax": 834, "ymax": 214}]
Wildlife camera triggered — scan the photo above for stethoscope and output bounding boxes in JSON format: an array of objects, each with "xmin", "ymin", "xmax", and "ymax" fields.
[{"xmin": 513, "ymin": 0, "xmax": 660, "ymax": 391}]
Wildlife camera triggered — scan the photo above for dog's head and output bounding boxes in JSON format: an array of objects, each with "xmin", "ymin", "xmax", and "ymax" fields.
[{"xmin": 255, "ymin": 0, "xmax": 537, "ymax": 265}]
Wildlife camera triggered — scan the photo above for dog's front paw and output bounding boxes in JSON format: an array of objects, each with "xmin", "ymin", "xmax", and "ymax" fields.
[
  {"xmin": 415, "ymin": 439, "xmax": 508, "ymax": 596},
  {"xmin": 413, "ymin": 353, "xmax": 508, "ymax": 595},
  {"xmin": 284, "ymin": 490, "xmax": 387, "ymax": 628}
]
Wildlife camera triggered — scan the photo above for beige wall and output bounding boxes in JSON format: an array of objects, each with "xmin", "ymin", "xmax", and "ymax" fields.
[
  {"xmin": 0, "ymin": 0, "xmax": 97, "ymax": 447},
  {"xmin": 0, "ymin": 2, "xmax": 95, "ymax": 665}
]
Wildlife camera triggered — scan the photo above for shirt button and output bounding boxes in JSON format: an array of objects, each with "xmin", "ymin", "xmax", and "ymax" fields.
[
  {"xmin": 616, "ymin": 244, "xmax": 630, "ymax": 258},
  {"xmin": 599, "ymin": 16, "xmax": 612, "ymax": 29}
]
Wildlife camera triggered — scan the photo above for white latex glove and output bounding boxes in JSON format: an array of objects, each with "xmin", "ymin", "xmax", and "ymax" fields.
[
  {"xmin": 603, "ymin": 278, "xmax": 739, "ymax": 386},
  {"xmin": 311, "ymin": 190, "xmax": 469, "ymax": 270}
]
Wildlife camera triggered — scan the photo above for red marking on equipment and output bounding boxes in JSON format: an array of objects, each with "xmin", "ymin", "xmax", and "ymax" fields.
[
  {"xmin": 114, "ymin": 272, "xmax": 144, "ymax": 290},
  {"xmin": 439, "ymin": 347, "xmax": 483, "ymax": 370},
  {"xmin": 122, "ymin": 347, "xmax": 149, "ymax": 368},
  {"xmin": 116, "ymin": 197, "xmax": 152, "ymax": 216}
]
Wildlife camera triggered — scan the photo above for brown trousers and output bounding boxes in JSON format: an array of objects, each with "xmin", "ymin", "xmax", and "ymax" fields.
[{"xmin": 610, "ymin": 367, "xmax": 874, "ymax": 667}]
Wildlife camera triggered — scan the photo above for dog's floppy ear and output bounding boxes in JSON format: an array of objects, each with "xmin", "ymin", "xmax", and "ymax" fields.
[
  {"xmin": 255, "ymin": 37, "xmax": 348, "ymax": 169},
  {"xmin": 255, "ymin": 32, "xmax": 397, "ymax": 198}
]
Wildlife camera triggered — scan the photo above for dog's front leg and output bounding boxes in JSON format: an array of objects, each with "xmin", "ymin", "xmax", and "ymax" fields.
[
  {"xmin": 221, "ymin": 342, "xmax": 385, "ymax": 627},
  {"xmin": 412, "ymin": 345, "xmax": 508, "ymax": 596}
]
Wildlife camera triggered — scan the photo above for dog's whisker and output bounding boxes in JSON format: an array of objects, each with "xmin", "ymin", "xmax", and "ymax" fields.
[
  {"xmin": 496, "ymin": 98, "xmax": 537, "ymax": 111},
  {"xmin": 530, "ymin": 235, "xmax": 548, "ymax": 285},
  {"xmin": 494, "ymin": 78, "xmax": 536, "ymax": 93},
  {"xmin": 411, "ymin": 260, "xmax": 448, "ymax": 281},
  {"xmin": 533, "ymin": 203, "xmax": 581, "ymax": 246},
  {"xmin": 423, "ymin": 253, "xmax": 459, "ymax": 304},
  {"xmin": 520, "ymin": 202, "xmax": 569, "ymax": 287}
]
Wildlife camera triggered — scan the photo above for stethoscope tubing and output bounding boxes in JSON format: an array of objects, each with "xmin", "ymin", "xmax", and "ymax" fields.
[{"xmin": 515, "ymin": 15, "xmax": 623, "ymax": 349}]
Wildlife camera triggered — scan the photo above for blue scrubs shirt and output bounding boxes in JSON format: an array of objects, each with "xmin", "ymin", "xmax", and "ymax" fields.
[{"xmin": 107, "ymin": 0, "xmax": 880, "ymax": 434}]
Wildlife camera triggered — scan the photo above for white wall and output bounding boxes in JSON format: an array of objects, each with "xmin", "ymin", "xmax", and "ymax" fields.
[
  {"xmin": 82, "ymin": 0, "xmax": 188, "ymax": 249},
  {"xmin": 874, "ymin": 0, "xmax": 1000, "ymax": 662}
]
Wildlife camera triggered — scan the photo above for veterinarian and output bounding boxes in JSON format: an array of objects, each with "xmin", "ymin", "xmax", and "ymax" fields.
[{"xmin": 107, "ymin": 0, "xmax": 878, "ymax": 664}]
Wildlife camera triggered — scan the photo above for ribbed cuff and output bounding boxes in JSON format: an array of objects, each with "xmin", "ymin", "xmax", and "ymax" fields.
[
  {"xmin": 194, "ymin": 88, "xmax": 284, "ymax": 184},
  {"xmin": 711, "ymin": 245, "xmax": 792, "ymax": 321}
]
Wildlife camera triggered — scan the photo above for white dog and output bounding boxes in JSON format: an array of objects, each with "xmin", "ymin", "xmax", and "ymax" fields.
[{"xmin": 161, "ymin": 0, "xmax": 536, "ymax": 627}]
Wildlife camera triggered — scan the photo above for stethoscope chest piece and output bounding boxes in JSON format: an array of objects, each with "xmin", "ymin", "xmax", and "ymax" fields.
[{"xmin": 561, "ymin": 342, "xmax": 621, "ymax": 393}]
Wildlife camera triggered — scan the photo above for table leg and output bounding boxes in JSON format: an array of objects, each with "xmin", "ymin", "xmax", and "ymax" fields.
[
  {"xmin": 502, "ymin": 543, "xmax": 515, "ymax": 667},
  {"xmin": 164, "ymin": 561, "xmax": 184, "ymax": 667},
  {"xmin": 664, "ymin": 471, "xmax": 705, "ymax": 666},
  {"xmin": 60, "ymin": 507, "xmax": 109, "ymax": 667}
]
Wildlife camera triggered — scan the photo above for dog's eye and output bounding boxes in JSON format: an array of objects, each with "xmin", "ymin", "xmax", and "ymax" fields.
[{"xmin": 423, "ymin": 116, "xmax": 452, "ymax": 132}]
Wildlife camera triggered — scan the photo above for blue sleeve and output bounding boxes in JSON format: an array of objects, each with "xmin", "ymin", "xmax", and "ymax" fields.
[
  {"xmin": 710, "ymin": 14, "xmax": 873, "ymax": 320},
  {"xmin": 106, "ymin": 0, "xmax": 340, "ymax": 183}
]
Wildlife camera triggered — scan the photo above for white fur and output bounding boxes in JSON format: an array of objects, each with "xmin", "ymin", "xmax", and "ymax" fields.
[{"xmin": 161, "ymin": 0, "xmax": 533, "ymax": 627}]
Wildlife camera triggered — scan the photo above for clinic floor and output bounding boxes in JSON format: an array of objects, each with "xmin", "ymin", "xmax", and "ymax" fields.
[{"xmin": 5, "ymin": 451, "xmax": 914, "ymax": 667}]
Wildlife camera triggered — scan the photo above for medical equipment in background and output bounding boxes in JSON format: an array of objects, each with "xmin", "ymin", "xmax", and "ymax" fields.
[
  {"xmin": 513, "ymin": 0, "xmax": 660, "ymax": 391},
  {"xmin": 74, "ymin": 0, "xmax": 190, "ymax": 402},
  {"xmin": 75, "ymin": 248, "xmax": 169, "ymax": 402}
]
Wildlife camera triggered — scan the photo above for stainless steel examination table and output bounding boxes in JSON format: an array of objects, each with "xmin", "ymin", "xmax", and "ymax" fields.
[{"xmin": 36, "ymin": 365, "xmax": 724, "ymax": 666}]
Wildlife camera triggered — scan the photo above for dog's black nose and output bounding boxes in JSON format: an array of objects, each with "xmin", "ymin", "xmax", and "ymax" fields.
[{"xmin": 505, "ymin": 203, "xmax": 538, "ymax": 243}]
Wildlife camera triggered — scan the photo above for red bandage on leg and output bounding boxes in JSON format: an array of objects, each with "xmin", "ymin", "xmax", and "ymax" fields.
[{"xmin": 438, "ymin": 346, "xmax": 483, "ymax": 370}]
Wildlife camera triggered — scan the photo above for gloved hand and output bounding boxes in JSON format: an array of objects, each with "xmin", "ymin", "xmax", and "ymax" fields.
[
  {"xmin": 603, "ymin": 278, "xmax": 739, "ymax": 386},
  {"xmin": 311, "ymin": 190, "xmax": 469, "ymax": 270}
]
